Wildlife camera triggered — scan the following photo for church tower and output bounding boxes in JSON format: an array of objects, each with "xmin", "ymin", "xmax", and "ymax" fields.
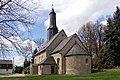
[{"xmin": 47, "ymin": 8, "xmax": 58, "ymax": 41}]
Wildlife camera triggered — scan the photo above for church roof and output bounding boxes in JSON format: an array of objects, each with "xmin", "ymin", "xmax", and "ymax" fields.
[
  {"xmin": 51, "ymin": 33, "xmax": 89, "ymax": 55},
  {"xmin": 39, "ymin": 56, "xmax": 56, "ymax": 65},
  {"xmin": 35, "ymin": 30, "xmax": 65, "ymax": 56},
  {"xmin": 65, "ymin": 44, "xmax": 89, "ymax": 56},
  {"xmin": 52, "ymin": 35, "xmax": 73, "ymax": 53}
]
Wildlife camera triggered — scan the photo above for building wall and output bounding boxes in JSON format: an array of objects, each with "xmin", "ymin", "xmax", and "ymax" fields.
[
  {"xmin": 38, "ymin": 65, "xmax": 41, "ymax": 75},
  {"xmin": 0, "ymin": 62, "xmax": 13, "ymax": 74},
  {"xmin": 66, "ymin": 55, "xmax": 91, "ymax": 75},
  {"xmin": 38, "ymin": 65, "xmax": 56, "ymax": 75},
  {"xmin": 43, "ymin": 65, "xmax": 51, "ymax": 74},
  {"xmin": 51, "ymin": 53, "xmax": 63, "ymax": 74},
  {"xmin": 34, "ymin": 52, "xmax": 47, "ymax": 64},
  {"xmin": 32, "ymin": 65, "xmax": 38, "ymax": 74},
  {"xmin": 0, "ymin": 69, "xmax": 12, "ymax": 74}
]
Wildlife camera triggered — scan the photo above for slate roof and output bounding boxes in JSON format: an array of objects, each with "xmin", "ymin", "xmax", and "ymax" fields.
[
  {"xmin": 35, "ymin": 30, "xmax": 64, "ymax": 56},
  {"xmin": 39, "ymin": 56, "xmax": 56, "ymax": 65},
  {"xmin": 49, "ymin": 8, "xmax": 56, "ymax": 15},
  {"xmin": 65, "ymin": 44, "xmax": 87, "ymax": 56},
  {"xmin": 52, "ymin": 35, "xmax": 73, "ymax": 53}
]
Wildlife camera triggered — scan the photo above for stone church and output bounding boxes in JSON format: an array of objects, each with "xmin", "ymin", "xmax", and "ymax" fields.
[{"xmin": 33, "ymin": 8, "xmax": 91, "ymax": 75}]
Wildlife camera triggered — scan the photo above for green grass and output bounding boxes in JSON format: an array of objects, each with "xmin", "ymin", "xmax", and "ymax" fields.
[{"xmin": 0, "ymin": 69, "xmax": 120, "ymax": 80}]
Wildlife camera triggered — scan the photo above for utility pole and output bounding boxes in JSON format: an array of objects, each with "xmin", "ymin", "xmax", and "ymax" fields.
[{"xmin": 13, "ymin": 57, "xmax": 14, "ymax": 73}]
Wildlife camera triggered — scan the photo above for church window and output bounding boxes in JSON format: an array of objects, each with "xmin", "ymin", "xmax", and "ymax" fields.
[
  {"xmin": 86, "ymin": 58, "xmax": 88, "ymax": 65},
  {"xmin": 62, "ymin": 34, "xmax": 64, "ymax": 36},
  {"xmin": 41, "ymin": 56, "xmax": 43, "ymax": 60},
  {"xmin": 75, "ymin": 41, "xmax": 77, "ymax": 44},
  {"xmin": 74, "ymin": 36, "xmax": 76, "ymax": 38},
  {"xmin": 39, "ymin": 57, "xmax": 41, "ymax": 62}
]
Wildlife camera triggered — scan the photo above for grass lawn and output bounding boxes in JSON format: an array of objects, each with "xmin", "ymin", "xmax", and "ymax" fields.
[{"xmin": 0, "ymin": 69, "xmax": 120, "ymax": 80}]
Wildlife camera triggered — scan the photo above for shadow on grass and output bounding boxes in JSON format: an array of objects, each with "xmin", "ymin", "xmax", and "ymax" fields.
[{"xmin": 92, "ymin": 69, "xmax": 106, "ymax": 73}]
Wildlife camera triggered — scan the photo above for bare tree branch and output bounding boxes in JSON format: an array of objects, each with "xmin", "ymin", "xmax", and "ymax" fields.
[
  {"xmin": 78, "ymin": 21, "xmax": 106, "ymax": 67},
  {"xmin": 0, "ymin": 0, "xmax": 12, "ymax": 10},
  {"xmin": 0, "ymin": 0, "xmax": 40, "ymax": 56}
]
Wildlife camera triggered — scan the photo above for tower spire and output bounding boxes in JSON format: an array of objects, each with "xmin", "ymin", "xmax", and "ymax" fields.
[{"xmin": 47, "ymin": 6, "xmax": 58, "ymax": 41}]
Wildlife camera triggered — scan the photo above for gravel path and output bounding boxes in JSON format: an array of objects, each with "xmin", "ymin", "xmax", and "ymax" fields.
[{"xmin": 0, "ymin": 74, "xmax": 25, "ymax": 77}]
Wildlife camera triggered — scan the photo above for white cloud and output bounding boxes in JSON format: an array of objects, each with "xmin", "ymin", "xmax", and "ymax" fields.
[
  {"xmin": 1, "ymin": 35, "xmax": 36, "ymax": 46},
  {"xmin": 13, "ymin": 56, "xmax": 25, "ymax": 66},
  {"xmin": 0, "ymin": 36, "xmax": 38, "ymax": 66},
  {"xmin": 43, "ymin": 0, "xmax": 120, "ymax": 36},
  {"xmin": 101, "ymin": 20, "xmax": 107, "ymax": 25},
  {"xmin": 7, "ymin": 55, "xmax": 24, "ymax": 66},
  {"xmin": 23, "ymin": 39, "xmax": 38, "ymax": 51},
  {"xmin": 2, "ymin": 36, "xmax": 38, "ymax": 51}
]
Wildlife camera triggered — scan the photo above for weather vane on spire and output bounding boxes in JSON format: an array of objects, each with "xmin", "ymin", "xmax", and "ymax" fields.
[{"xmin": 52, "ymin": 3, "xmax": 54, "ymax": 8}]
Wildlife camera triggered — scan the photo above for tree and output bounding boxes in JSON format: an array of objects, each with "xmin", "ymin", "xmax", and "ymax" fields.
[
  {"xmin": 14, "ymin": 66, "xmax": 23, "ymax": 74},
  {"xmin": 31, "ymin": 48, "xmax": 38, "ymax": 64},
  {"xmin": 78, "ymin": 21, "xmax": 105, "ymax": 67},
  {"xmin": 99, "ymin": 6, "xmax": 120, "ymax": 69},
  {"xmin": 34, "ymin": 38, "xmax": 45, "ymax": 50},
  {"xmin": 24, "ymin": 58, "xmax": 30, "ymax": 68},
  {"xmin": 0, "ymin": 0, "xmax": 40, "ymax": 55},
  {"xmin": 31, "ymin": 38, "xmax": 45, "ymax": 63}
]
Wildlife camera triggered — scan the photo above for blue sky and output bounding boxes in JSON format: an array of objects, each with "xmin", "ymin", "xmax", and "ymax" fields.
[
  {"xmin": 1, "ymin": 0, "xmax": 120, "ymax": 66},
  {"xmin": 28, "ymin": 0, "xmax": 119, "ymax": 41},
  {"xmin": 23, "ymin": 10, "xmax": 50, "ymax": 40},
  {"xmin": 30, "ymin": 11, "xmax": 48, "ymax": 40}
]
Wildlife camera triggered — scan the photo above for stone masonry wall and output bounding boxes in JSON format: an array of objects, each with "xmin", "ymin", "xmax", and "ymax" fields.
[{"xmin": 66, "ymin": 55, "xmax": 91, "ymax": 75}]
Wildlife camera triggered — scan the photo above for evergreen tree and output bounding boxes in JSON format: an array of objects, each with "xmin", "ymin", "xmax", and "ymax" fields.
[
  {"xmin": 31, "ymin": 48, "xmax": 38, "ymax": 64},
  {"xmin": 99, "ymin": 6, "xmax": 120, "ymax": 68},
  {"xmin": 24, "ymin": 58, "xmax": 30, "ymax": 68}
]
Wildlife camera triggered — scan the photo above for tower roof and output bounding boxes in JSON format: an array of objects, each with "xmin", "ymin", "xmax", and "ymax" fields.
[
  {"xmin": 49, "ymin": 8, "xmax": 56, "ymax": 15},
  {"xmin": 39, "ymin": 56, "xmax": 56, "ymax": 65}
]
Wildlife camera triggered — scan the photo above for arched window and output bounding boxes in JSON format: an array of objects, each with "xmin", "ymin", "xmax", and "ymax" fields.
[
  {"xmin": 39, "ymin": 57, "xmax": 41, "ymax": 62},
  {"xmin": 41, "ymin": 56, "xmax": 43, "ymax": 60},
  {"xmin": 86, "ymin": 58, "xmax": 88, "ymax": 65}
]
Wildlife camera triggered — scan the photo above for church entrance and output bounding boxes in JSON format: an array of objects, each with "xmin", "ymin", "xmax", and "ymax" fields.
[{"xmin": 51, "ymin": 66, "xmax": 55, "ymax": 74}]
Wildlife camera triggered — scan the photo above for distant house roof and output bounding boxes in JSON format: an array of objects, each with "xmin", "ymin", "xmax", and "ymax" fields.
[
  {"xmin": 35, "ymin": 30, "xmax": 66, "ymax": 56},
  {"xmin": 0, "ymin": 60, "xmax": 12, "ymax": 64},
  {"xmin": 39, "ymin": 56, "xmax": 56, "ymax": 65},
  {"xmin": 52, "ymin": 35, "xmax": 73, "ymax": 53}
]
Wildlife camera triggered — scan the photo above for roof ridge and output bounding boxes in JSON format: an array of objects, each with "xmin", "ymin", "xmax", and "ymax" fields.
[
  {"xmin": 51, "ymin": 34, "xmax": 74, "ymax": 54},
  {"xmin": 35, "ymin": 30, "xmax": 65, "ymax": 56}
]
